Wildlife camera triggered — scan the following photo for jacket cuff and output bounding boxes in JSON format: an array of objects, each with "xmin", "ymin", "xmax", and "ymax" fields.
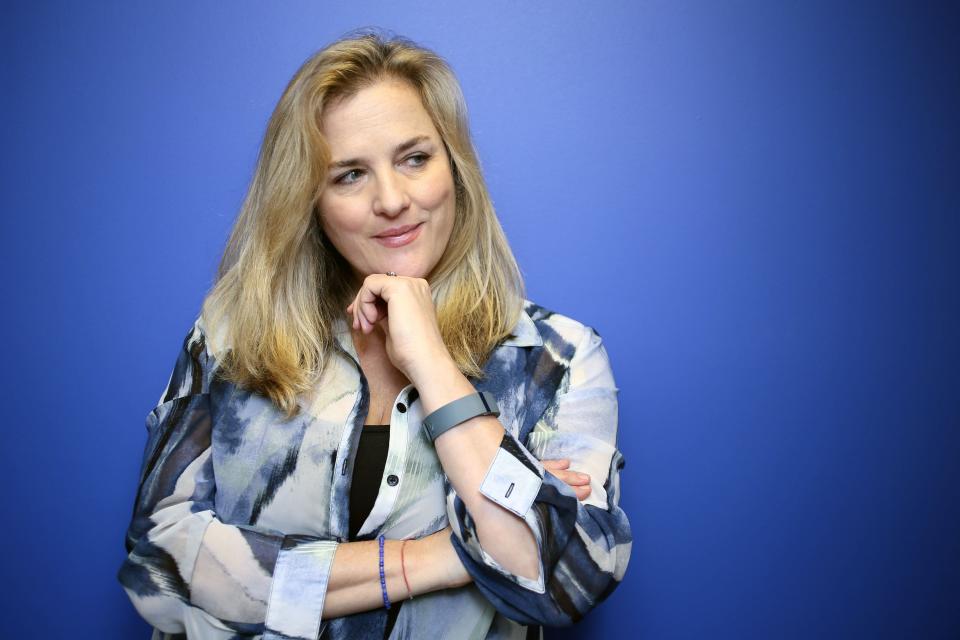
[
  {"xmin": 263, "ymin": 537, "xmax": 338, "ymax": 640},
  {"xmin": 447, "ymin": 431, "xmax": 549, "ymax": 593},
  {"xmin": 478, "ymin": 432, "xmax": 545, "ymax": 518}
]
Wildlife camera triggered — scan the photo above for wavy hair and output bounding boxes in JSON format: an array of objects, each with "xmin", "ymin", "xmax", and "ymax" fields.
[{"xmin": 201, "ymin": 30, "xmax": 525, "ymax": 419}]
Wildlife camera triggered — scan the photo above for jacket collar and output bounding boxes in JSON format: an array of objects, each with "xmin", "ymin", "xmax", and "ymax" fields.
[
  {"xmin": 333, "ymin": 316, "xmax": 360, "ymax": 364},
  {"xmin": 498, "ymin": 304, "xmax": 543, "ymax": 347}
]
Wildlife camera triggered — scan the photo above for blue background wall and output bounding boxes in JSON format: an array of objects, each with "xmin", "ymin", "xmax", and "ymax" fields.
[{"xmin": 2, "ymin": 2, "xmax": 957, "ymax": 638}]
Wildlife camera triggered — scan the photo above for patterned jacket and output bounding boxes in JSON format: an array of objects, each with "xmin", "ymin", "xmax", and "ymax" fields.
[{"xmin": 118, "ymin": 300, "xmax": 632, "ymax": 639}]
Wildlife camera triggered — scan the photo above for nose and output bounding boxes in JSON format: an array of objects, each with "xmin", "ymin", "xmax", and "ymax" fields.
[{"xmin": 372, "ymin": 171, "xmax": 410, "ymax": 218}]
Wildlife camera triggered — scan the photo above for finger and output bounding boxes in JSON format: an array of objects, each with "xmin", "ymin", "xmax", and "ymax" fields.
[
  {"xmin": 358, "ymin": 274, "xmax": 390, "ymax": 301},
  {"xmin": 360, "ymin": 306, "xmax": 372, "ymax": 334},
  {"xmin": 350, "ymin": 286, "xmax": 374, "ymax": 332},
  {"xmin": 542, "ymin": 459, "xmax": 571, "ymax": 470},
  {"xmin": 365, "ymin": 299, "xmax": 387, "ymax": 332},
  {"xmin": 357, "ymin": 286, "xmax": 381, "ymax": 328},
  {"xmin": 375, "ymin": 298, "xmax": 389, "ymax": 322},
  {"xmin": 361, "ymin": 273, "xmax": 397, "ymax": 302},
  {"xmin": 356, "ymin": 297, "xmax": 367, "ymax": 333},
  {"xmin": 555, "ymin": 472, "xmax": 591, "ymax": 500},
  {"xmin": 561, "ymin": 470, "xmax": 591, "ymax": 486},
  {"xmin": 361, "ymin": 300, "xmax": 378, "ymax": 329}
]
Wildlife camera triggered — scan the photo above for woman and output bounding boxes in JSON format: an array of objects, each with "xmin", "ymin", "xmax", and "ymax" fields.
[{"xmin": 119, "ymin": 31, "xmax": 631, "ymax": 640}]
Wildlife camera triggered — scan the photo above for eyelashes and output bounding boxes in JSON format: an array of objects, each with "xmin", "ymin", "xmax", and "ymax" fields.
[
  {"xmin": 332, "ymin": 152, "xmax": 432, "ymax": 186},
  {"xmin": 335, "ymin": 168, "xmax": 365, "ymax": 185},
  {"xmin": 404, "ymin": 152, "xmax": 430, "ymax": 168}
]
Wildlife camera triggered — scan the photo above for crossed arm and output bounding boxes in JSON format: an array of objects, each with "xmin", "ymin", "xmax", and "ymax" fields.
[
  {"xmin": 322, "ymin": 304, "xmax": 631, "ymax": 627},
  {"xmin": 118, "ymin": 342, "xmax": 595, "ymax": 637},
  {"xmin": 119, "ymin": 315, "xmax": 629, "ymax": 636},
  {"xmin": 320, "ymin": 460, "xmax": 589, "ymax": 619}
]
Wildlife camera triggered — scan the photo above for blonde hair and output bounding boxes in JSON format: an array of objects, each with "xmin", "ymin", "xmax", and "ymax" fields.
[{"xmin": 201, "ymin": 30, "xmax": 525, "ymax": 419}]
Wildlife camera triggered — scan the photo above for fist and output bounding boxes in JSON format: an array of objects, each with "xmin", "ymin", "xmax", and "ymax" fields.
[{"xmin": 345, "ymin": 274, "xmax": 453, "ymax": 383}]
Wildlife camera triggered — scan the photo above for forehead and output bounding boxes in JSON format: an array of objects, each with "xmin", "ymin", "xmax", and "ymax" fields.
[{"xmin": 321, "ymin": 79, "xmax": 439, "ymax": 154}]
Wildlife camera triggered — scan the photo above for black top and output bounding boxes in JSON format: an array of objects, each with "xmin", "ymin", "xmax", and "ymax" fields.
[
  {"xmin": 349, "ymin": 424, "xmax": 391, "ymax": 539},
  {"xmin": 349, "ymin": 424, "xmax": 402, "ymax": 638}
]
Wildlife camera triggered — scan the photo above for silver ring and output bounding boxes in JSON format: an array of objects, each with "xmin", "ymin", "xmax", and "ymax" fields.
[{"xmin": 385, "ymin": 271, "xmax": 397, "ymax": 276}]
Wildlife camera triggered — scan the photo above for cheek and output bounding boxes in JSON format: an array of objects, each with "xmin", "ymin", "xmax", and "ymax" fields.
[
  {"xmin": 319, "ymin": 197, "xmax": 367, "ymax": 239},
  {"xmin": 417, "ymin": 168, "xmax": 457, "ymax": 215}
]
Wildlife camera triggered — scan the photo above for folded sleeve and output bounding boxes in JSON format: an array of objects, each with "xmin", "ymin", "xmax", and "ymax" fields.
[
  {"xmin": 447, "ymin": 325, "xmax": 632, "ymax": 627},
  {"xmin": 117, "ymin": 319, "xmax": 338, "ymax": 640}
]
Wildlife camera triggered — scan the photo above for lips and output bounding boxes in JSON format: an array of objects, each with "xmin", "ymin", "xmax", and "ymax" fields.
[
  {"xmin": 375, "ymin": 223, "xmax": 422, "ymax": 238},
  {"xmin": 373, "ymin": 222, "xmax": 424, "ymax": 248}
]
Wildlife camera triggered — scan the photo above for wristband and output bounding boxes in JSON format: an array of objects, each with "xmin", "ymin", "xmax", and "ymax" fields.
[
  {"xmin": 400, "ymin": 539, "xmax": 413, "ymax": 600},
  {"xmin": 422, "ymin": 391, "xmax": 500, "ymax": 442},
  {"xmin": 378, "ymin": 535, "xmax": 391, "ymax": 610}
]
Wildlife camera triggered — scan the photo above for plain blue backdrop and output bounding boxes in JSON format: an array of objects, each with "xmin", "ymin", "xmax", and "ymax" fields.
[{"xmin": 2, "ymin": 2, "xmax": 957, "ymax": 638}]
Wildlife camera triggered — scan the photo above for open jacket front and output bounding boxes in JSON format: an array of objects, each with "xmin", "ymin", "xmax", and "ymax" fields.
[{"xmin": 119, "ymin": 300, "xmax": 632, "ymax": 639}]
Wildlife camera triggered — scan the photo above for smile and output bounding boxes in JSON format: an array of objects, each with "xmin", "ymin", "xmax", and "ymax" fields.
[{"xmin": 373, "ymin": 222, "xmax": 424, "ymax": 248}]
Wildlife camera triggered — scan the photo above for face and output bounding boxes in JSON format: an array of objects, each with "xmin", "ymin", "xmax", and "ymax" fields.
[{"xmin": 318, "ymin": 78, "xmax": 457, "ymax": 285}]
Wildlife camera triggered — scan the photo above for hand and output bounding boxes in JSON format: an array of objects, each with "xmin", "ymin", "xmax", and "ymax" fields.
[
  {"xmin": 542, "ymin": 459, "xmax": 592, "ymax": 501},
  {"xmin": 345, "ymin": 274, "xmax": 453, "ymax": 383}
]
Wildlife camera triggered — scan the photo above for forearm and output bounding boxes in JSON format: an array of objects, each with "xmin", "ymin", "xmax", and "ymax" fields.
[
  {"xmin": 322, "ymin": 528, "xmax": 466, "ymax": 619},
  {"xmin": 414, "ymin": 361, "xmax": 541, "ymax": 582}
]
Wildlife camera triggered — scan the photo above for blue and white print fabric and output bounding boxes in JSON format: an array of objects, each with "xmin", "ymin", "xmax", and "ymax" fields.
[{"xmin": 118, "ymin": 300, "xmax": 632, "ymax": 639}]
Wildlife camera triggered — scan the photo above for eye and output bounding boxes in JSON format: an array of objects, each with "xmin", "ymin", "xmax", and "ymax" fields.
[
  {"xmin": 334, "ymin": 168, "xmax": 365, "ymax": 185},
  {"xmin": 404, "ymin": 152, "xmax": 430, "ymax": 168}
]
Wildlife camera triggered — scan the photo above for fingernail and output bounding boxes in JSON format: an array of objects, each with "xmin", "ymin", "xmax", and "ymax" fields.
[{"xmin": 578, "ymin": 473, "xmax": 589, "ymax": 480}]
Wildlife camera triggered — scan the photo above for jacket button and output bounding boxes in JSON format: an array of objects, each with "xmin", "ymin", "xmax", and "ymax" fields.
[
  {"xmin": 396, "ymin": 402, "xmax": 407, "ymax": 413},
  {"xmin": 387, "ymin": 474, "xmax": 399, "ymax": 486}
]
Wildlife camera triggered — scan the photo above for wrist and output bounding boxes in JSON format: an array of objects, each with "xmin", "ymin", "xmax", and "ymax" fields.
[
  {"xmin": 380, "ymin": 539, "xmax": 413, "ymax": 606},
  {"xmin": 406, "ymin": 530, "xmax": 468, "ymax": 592},
  {"xmin": 404, "ymin": 535, "xmax": 444, "ymax": 593},
  {"xmin": 405, "ymin": 349, "xmax": 460, "ymax": 389},
  {"xmin": 412, "ymin": 364, "xmax": 478, "ymax": 418}
]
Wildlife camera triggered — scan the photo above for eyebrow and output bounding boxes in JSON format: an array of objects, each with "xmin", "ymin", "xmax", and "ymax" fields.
[{"xmin": 329, "ymin": 135, "xmax": 432, "ymax": 169}]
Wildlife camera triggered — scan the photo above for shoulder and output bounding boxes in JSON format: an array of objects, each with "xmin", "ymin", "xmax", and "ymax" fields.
[
  {"xmin": 521, "ymin": 299, "xmax": 602, "ymax": 359},
  {"xmin": 522, "ymin": 299, "xmax": 616, "ymax": 389},
  {"xmin": 176, "ymin": 312, "xmax": 229, "ymax": 387},
  {"xmin": 194, "ymin": 312, "xmax": 231, "ymax": 363},
  {"xmin": 152, "ymin": 315, "xmax": 221, "ymax": 405}
]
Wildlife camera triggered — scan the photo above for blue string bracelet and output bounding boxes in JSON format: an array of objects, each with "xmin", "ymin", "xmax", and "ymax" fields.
[{"xmin": 378, "ymin": 535, "xmax": 391, "ymax": 609}]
